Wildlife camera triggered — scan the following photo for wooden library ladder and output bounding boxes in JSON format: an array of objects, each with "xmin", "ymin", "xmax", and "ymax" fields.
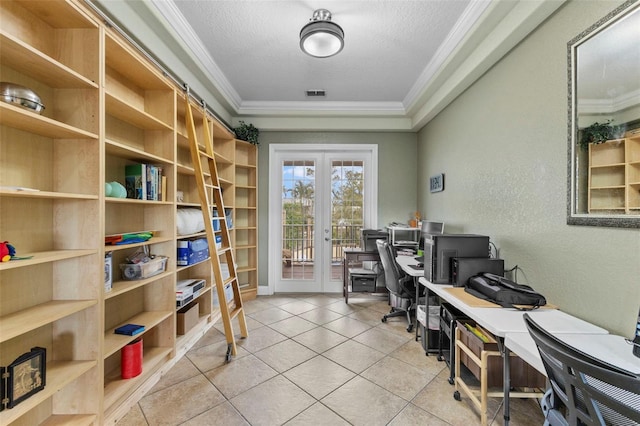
[{"xmin": 184, "ymin": 92, "xmax": 248, "ymax": 362}]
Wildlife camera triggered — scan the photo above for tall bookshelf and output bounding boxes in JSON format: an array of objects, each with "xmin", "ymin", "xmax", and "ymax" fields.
[
  {"xmin": 102, "ymin": 29, "xmax": 176, "ymax": 421},
  {"xmin": 0, "ymin": 0, "xmax": 102, "ymax": 424},
  {"xmin": 174, "ymin": 94, "xmax": 217, "ymax": 354},
  {"xmin": 234, "ymin": 140, "xmax": 258, "ymax": 299},
  {"xmin": 0, "ymin": 0, "xmax": 258, "ymax": 424}
]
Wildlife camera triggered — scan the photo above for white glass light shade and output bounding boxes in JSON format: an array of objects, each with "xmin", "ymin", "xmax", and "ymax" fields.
[{"xmin": 300, "ymin": 11, "xmax": 344, "ymax": 58}]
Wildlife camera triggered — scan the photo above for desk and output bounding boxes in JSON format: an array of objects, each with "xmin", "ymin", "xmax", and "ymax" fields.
[
  {"xmin": 342, "ymin": 249, "xmax": 381, "ymax": 304},
  {"xmin": 419, "ymin": 277, "xmax": 609, "ymax": 425},
  {"xmin": 505, "ymin": 332, "xmax": 640, "ymax": 377}
]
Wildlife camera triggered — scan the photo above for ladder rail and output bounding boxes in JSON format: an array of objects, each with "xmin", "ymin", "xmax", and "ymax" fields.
[
  {"xmin": 184, "ymin": 98, "xmax": 248, "ymax": 359},
  {"xmin": 200, "ymin": 107, "xmax": 248, "ymax": 341}
]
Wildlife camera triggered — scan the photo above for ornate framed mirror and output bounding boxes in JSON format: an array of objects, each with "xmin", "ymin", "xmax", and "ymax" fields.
[{"xmin": 567, "ymin": 0, "xmax": 640, "ymax": 227}]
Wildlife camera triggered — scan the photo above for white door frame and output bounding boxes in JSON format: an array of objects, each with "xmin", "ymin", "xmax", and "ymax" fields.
[{"xmin": 266, "ymin": 144, "xmax": 378, "ymax": 295}]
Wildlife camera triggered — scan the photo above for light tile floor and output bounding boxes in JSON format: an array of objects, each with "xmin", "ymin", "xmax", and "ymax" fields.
[{"xmin": 117, "ymin": 293, "xmax": 545, "ymax": 426}]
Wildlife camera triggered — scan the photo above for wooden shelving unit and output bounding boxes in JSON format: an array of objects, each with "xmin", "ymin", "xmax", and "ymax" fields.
[
  {"xmin": 0, "ymin": 2, "xmax": 102, "ymax": 425},
  {"xmin": 102, "ymin": 27, "xmax": 176, "ymax": 423},
  {"xmin": 174, "ymin": 95, "xmax": 215, "ymax": 351},
  {"xmin": 1, "ymin": 1, "xmax": 259, "ymax": 423},
  {"xmin": 234, "ymin": 140, "xmax": 258, "ymax": 298},
  {"xmin": 588, "ymin": 133, "xmax": 640, "ymax": 213}
]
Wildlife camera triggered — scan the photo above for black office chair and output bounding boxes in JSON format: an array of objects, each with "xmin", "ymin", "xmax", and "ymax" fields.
[
  {"xmin": 524, "ymin": 313, "xmax": 640, "ymax": 426},
  {"xmin": 376, "ymin": 239, "xmax": 417, "ymax": 332}
]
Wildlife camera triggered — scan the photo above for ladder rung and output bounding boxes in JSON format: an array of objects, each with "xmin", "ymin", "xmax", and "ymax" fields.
[
  {"xmin": 198, "ymin": 150, "xmax": 215, "ymax": 161},
  {"xmin": 229, "ymin": 306, "xmax": 244, "ymax": 321}
]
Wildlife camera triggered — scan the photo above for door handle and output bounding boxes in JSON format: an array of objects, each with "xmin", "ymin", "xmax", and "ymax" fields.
[{"xmin": 325, "ymin": 237, "xmax": 331, "ymax": 241}]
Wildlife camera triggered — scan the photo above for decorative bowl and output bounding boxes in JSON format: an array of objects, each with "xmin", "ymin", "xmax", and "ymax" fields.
[{"xmin": 0, "ymin": 82, "xmax": 45, "ymax": 113}]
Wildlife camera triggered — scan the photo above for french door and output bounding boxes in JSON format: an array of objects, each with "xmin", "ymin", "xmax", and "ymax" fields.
[{"xmin": 268, "ymin": 145, "xmax": 377, "ymax": 294}]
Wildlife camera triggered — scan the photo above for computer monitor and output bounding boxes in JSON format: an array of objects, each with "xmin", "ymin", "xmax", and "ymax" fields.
[
  {"xmin": 424, "ymin": 234, "xmax": 490, "ymax": 284},
  {"xmin": 422, "ymin": 221, "xmax": 444, "ymax": 235},
  {"xmin": 418, "ymin": 221, "xmax": 445, "ymax": 252}
]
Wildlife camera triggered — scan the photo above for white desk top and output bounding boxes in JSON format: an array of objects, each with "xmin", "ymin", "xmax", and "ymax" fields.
[
  {"xmin": 556, "ymin": 334, "xmax": 640, "ymax": 374},
  {"xmin": 417, "ymin": 276, "xmax": 634, "ymax": 385},
  {"xmin": 396, "ymin": 255, "xmax": 424, "ymax": 278},
  {"xmin": 387, "ymin": 226, "xmax": 420, "ymax": 231},
  {"xmin": 418, "ymin": 277, "xmax": 608, "ymax": 337},
  {"xmin": 504, "ymin": 332, "xmax": 546, "ymax": 374},
  {"xmin": 506, "ymin": 332, "xmax": 640, "ymax": 376}
]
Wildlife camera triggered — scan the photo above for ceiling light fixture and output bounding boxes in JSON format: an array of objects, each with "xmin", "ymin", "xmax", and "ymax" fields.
[{"xmin": 300, "ymin": 9, "xmax": 344, "ymax": 58}]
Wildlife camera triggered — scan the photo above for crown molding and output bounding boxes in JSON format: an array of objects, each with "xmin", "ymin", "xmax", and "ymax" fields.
[
  {"xmin": 149, "ymin": 0, "xmax": 243, "ymax": 111},
  {"xmin": 90, "ymin": 0, "xmax": 567, "ymax": 132},
  {"xmin": 409, "ymin": 0, "xmax": 567, "ymax": 131},
  {"xmin": 238, "ymin": 101, "xmax": 407, "ymax": 116}
]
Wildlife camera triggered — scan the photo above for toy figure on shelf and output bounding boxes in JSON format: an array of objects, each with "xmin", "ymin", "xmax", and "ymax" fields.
[
  {"xmin": 0, "ymin": 241, "xmax": 15, "ymax": 262},
  {"xmin": 0, "ymin": 241, "xmax": 32, "ymax": 262}
]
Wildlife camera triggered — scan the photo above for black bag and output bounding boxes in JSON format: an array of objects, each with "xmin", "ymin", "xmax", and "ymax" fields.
[{"xmin": 465, "ymin": 273, "xmax": 546, "ymax": 310}]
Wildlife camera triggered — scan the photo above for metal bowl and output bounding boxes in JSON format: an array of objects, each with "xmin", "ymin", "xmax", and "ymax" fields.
[{"xmin": 0, "ymin": 82, "xmax": 45, "ymax": 113}]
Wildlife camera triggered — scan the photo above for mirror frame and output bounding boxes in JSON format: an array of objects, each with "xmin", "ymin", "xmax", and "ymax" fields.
[{"xmin": 567, "ymin": 0, "xmax": 640, "ymax": 228}]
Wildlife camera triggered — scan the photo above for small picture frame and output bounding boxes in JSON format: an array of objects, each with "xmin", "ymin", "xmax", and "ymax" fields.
[
  {"xmin": 430, "ymin": 173, "xmax": 445, "ymax": 193},
  {"xmin": 5, "ymin": 347, "xmax": 46, "ymax": 409}
]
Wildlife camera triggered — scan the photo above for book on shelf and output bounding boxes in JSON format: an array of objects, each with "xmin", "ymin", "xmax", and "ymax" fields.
[
  {"xmin": 125, "ymin": 163, "xmax": 165, "ymax": 201},
  {"xmin": 125, "ymin": 163, "xmax": 146, "ymax": 200},
  {"xmin": 114, "ymin": 324, "xmax": 145, "ymax": 336}
]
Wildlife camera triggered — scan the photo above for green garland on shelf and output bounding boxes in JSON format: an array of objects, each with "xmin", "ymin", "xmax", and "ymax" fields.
[
  {"xmin": 234, "ymin": 121, "xmax": 259, "ymax": 145},
  {"xmin": 578, "ymin": 120, "xmax": 624, "ymax": 150}
]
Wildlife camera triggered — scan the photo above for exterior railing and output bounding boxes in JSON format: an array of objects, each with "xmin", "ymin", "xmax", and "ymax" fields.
[{"xmin": 282, "ymin": 224, "xmax": 362, "ymax": 263}]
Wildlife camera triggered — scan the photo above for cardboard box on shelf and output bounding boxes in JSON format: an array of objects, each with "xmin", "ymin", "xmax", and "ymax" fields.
[{"xmin": 177, "ymin": 301, "xmax": 199, "ymax": 335}]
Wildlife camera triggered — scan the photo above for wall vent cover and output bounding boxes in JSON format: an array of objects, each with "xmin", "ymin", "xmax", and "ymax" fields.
[{"xmin": 305, "ymin": 89, "xmax": 326, "ymax": 97}]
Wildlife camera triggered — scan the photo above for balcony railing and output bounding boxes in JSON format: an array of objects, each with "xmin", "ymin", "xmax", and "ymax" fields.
[{"xmin": 282, "ymin": 223, "xmax": 362, "ymax": 264}]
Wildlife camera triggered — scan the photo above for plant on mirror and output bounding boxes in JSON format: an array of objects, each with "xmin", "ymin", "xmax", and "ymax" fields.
[{"xmin": 578, "ymin": 119, "xmax": 624, "ymax": 150}]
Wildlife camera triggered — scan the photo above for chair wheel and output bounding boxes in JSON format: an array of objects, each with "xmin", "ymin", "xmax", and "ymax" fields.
[
  {"xmin": 448, "ymin": 377, "xmax": 454, "ymax": 385},
  {"xmin": 437, "ymin": 355, "xmax": 444, "ymax": 362},
  {"xmin": 381, "ymin": 317, "xmax": 387, "ymax": 323},
  {"xmin": 453, "ymin": 391, "xmax": 461, "ymax": 401}
]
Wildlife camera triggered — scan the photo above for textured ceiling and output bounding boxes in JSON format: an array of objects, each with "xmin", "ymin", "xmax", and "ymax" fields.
[
  {"xmin": 91, "ymin": 0, "xmax": 568, "ymax": 130},
  {"xmin": 168, "ymin": 0, "xmax": 472, "ymax": 104},
  {"xmin": 150, "ymin": 0, "xmax": 485, "ymax": 114}
]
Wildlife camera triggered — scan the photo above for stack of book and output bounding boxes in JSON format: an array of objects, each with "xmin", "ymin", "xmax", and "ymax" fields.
[{"xmin": 125, "ymin": 163, "xmax": 167, "ymax": 201}]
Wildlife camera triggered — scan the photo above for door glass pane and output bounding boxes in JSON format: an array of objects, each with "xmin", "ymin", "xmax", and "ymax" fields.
[
  {"xmin": 331, "ymin": 160, "xmax": 364, "ymax": 280},
  {"xmin": 281, "ymin": 160, "xmax": 315, "ymax": 280}
]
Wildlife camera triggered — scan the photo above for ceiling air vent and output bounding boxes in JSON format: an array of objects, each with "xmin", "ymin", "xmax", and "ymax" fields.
[{"xmin": 305, "ymin": 89, "xmax": 326, "ymax": 97}]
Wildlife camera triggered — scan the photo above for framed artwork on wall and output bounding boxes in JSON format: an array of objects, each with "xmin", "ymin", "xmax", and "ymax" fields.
[{"xmin": 430, "ymin": 173, "xmax": 445, "ymax": 193}]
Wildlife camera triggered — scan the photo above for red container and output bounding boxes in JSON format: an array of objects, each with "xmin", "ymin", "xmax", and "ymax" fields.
[{"xmin": 121, "ymin": 338, "xmax": 143, "ymax": 379}]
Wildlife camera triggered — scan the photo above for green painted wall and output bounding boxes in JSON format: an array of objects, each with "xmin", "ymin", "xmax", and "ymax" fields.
[
  {"xmin": 417, "ymin": 0, "xmax": 640, "ymax": 336},
  {"xmin": 257, "ymin": 132, "xmax": 417, "ymax": 289}
]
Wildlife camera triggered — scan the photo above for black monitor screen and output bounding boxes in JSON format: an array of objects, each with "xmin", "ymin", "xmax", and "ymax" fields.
[
  {"xmin": 419, "ymin": 221, "xmax": 444, "ymax": 250},
  {"xmin": 422, "ymin": 221, "xmax": 444, "ymax": 234}
]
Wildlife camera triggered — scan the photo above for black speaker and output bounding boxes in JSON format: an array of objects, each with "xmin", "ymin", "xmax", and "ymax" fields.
[{"xmin": 451, "ymin": 257, "xmax": 504, "ymax": 287}]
